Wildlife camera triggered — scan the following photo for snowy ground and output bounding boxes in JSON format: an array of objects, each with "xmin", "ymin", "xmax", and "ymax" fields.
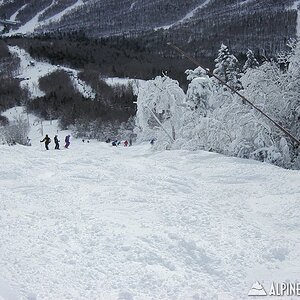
[{"xmin": 0, "ymin": 109, "xmax": 300, "ymax": 300}]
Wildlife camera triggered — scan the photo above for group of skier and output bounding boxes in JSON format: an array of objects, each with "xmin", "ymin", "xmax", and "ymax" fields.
[
  {"xmin": 111, "ymin": 138, "xmax": 132, "ymax": 147},
  {"xmin": 38, "ymin": 135, "xmax": 157, "ymax": 150},
  {"xmin": 40, "ymin": 134, "xmax": 71, "ymax": 150}
]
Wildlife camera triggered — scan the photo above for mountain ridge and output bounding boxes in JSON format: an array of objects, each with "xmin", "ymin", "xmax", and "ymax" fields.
[{"xmin": 0, "ymin": 0, "xmax": 298, "ymax": 58}]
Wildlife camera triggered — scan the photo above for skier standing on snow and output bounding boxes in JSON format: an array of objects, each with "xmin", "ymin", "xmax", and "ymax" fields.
[
  {"xmin": 124, "ymin": 140, "xmax": 129, "ymax": 147},
  {"xmin": 40, "ymin": 134, "xmax": 51, "ymax": 150},
  {"xmin": 26, "ymin": 137, "xmax": 31, "ymax": 146},
  {"xmin": 65, "ymin": 135, "xmax": 71, "ymax": 149},
  {"xmin": 54, "ymin": 135, "xmax": 60, "ymax": 150}
]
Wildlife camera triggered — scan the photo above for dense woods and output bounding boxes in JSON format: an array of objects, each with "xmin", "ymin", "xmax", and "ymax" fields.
[
  {"xmin": 7, "ymin": 34, "xmax": 192, "ymax": 84},
  {"xmin": 0, "ymin": 40, "xmax": 28, "ymax": 112}
]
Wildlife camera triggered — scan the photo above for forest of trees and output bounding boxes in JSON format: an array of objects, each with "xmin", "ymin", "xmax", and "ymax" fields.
[
  {"xmin": 7, "ymin": 34, "xmax": 193, "ymax": 85},
  {"xmin": 0, "ymin": 40, "xmax": 28, "ymax": 112},
  {"xmin": 1, "ymin": 0, "xmax": 296, "ymax": 61},
  {"xmin": 39, "ymin": 0, "xmax": 296, "ymax": 60},
  {"xmin": 27, "ymin": 69, "xmax": 136, "ymax": 134}
]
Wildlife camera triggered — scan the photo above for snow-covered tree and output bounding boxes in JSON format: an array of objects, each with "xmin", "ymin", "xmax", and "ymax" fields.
[
  {"xmin": 1, "ymin": 116, "xmax": 30, "ymax": 146},
  {"xmin": 134, "ymin": 46, "xmax": 300, "ymax": 169},
  {"xmin": 185, "ymin": 67, "xmax": 213, "ymax": 115},
  {"xmin": 243, "ymin": 49, "xmax": 259, "ymax": 72},
  {"xmin": 276, "ymin": 38, "xmax": 297, "ymax": 72},
  {"xmin": 213, "ymin": 44, "xmax": 242, "ymax": 90},
  {"xmin": 135, "ymin": 76, "xmax": 185, "ymax": 148}
]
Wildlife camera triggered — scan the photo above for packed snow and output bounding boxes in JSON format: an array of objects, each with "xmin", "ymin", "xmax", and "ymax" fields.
[
  {"xmin": 0, "ymin": 107, "xmax": 299, "ymax": 299},
  {"xmin": 8, "ymin": 46, "xmax": 96, "ymax": 100}
]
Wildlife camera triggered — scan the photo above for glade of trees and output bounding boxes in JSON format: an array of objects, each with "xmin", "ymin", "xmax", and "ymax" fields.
[
  {"xmin": 0, "ymin": 40, "xmax": 28, "ymax": 112},
  {"xmin": 26, "ymin": 69, "xmax": 136, "ymax": 140},
  {"xmin": 7, "ymin": 34, "xmax": 191, "ymax": 86},
  {"xmin": 135, "ymin": 43, "xmax": 300, "ymax": 169}
]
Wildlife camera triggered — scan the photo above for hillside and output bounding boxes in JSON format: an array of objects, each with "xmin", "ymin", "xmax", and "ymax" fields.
[{"xmin": 0, "ymin": 0, "xmax": 298, "ymax": 58}]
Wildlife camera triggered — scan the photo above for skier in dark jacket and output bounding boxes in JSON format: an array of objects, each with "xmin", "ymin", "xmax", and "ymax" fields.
[
  {"xmin": 40, "ymin": 134, "xmax": 51, "ymax": 150},
  {"xmin": 54, "ymin": 135, "xmax": 60, "ymax": 150},
  {"xmin": 65, "ymin": 135, "xmax": 71, "ymax": 149}
]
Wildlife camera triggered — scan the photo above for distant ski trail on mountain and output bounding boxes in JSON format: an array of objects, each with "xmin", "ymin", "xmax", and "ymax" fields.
[
  {"xmin": 9, "ymin": 4, "xmax": 28, "ymax": 22},
  {"xmin": 42, "ymin": 0, "xmax": 84, "ymax": 25},
  {"xmin": 155, "ymin": 0, "xmax": 212, "ymax": 30},
  {"xmin": 175, "ymin": 0, "xmax": 212, "ymax": 25},
  {"xmin": 11, "ymin": 0, "xmax": 55, "ymax": 34}
]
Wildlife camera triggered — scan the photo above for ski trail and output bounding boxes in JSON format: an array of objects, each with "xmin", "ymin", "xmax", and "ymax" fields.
[
  {"xmin": 155, "ymin": 0, "xmax": 212, "ymax": 30},
  {"xmin": 0, "ymin": 112, "xmax": 299, "ymax": 300},
  {"xmin": 174, "ymin": 0, "xmax": 212, "ymax": 25},
  {"xmin": 130, "ymin": 1, "xmax": 136, "ymax": 11},
  {"xmin": 8, "ymin": 46, "xmax": 96, "ymax": 100},
  {"xmin": 8, "ymin": 46, "xmax": 55, "ymax": 98},
  {"xmin": 41, "ymin": 0, "xmax": 84, "ymax": 25},
  {"xmin": 10, "ymin": 0, "xmax": 55, "ymax": 34},
  {"xmin": 9, "ymin": 4, "xmax": 28, "ymax": 22},
  {"xmin": 239, "ymin": 0, "xmax": 255, "ymax": 5},
  {"xmin": 291, "ymin": 0, "xmax": 300, "ymax": 37}
]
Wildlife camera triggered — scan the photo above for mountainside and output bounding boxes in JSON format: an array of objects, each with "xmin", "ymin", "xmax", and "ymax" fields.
[{"xmin": 0, "ymin": 0, "xmax": 298, "ymax": 58}]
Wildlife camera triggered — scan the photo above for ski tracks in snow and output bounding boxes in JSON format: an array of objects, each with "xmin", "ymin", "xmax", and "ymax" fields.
[{"xmin": 0, "ymin": 142, "xmax": 299, "ymax": 299}]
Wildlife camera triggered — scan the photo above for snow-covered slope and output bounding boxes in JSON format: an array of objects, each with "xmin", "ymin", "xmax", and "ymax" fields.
[
  {"xmin": 155, "ymin": 0, "xmax": 212, "ymax": 31},
  {"xmin": 3, "ymin": 0, "xmax": 86, "ymax": 36},
  {"xmin": 41, "ymin": 0, "xmax": 84, "ymax": 26},
  {"xmin": 9, "ymin": 4, "xmax": 28, "ymax": 23},
  {"xmin": 0, "ymin": 109, "xmax": 299, "ymax": 299},
  {"xmin": 9, "ymin": 46, "xmax": 96, "ymax": 100},
  {"xmin": 10, "ymin": 1, "xmax": 55, "ymax": 35}
]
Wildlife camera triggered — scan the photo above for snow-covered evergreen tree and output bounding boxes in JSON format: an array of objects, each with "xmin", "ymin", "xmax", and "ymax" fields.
[
  {"xmin": 185, "ymin": 67, "xmax": 213, "ymax": 115},
  {"xmin": 213, "ymin": 44, "xmax": 242, "ymax": 90},
  {"xmin": 243, "ymin": 49, "xmax": 259, "ymax": 72}
]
